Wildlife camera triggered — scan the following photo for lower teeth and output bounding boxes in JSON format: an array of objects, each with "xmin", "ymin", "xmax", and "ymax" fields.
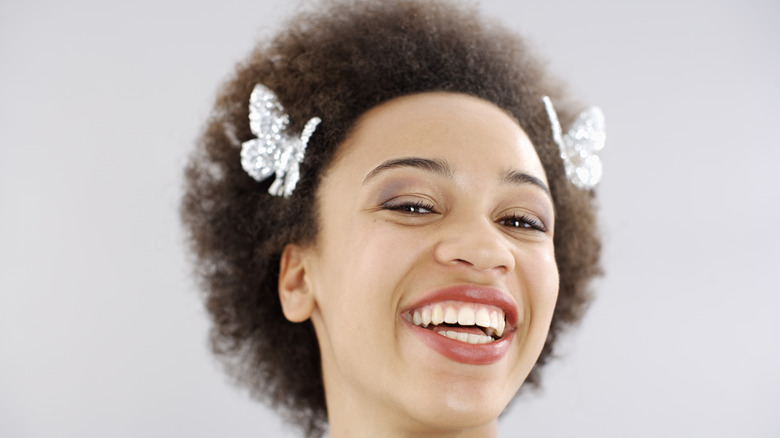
[{"xmin": 437, "ymin": 330, "xmax": 494, "ymax": 344}]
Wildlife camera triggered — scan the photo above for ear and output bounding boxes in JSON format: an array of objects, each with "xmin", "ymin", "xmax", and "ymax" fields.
[{"xmin": 278, "ymin": 243, "xmax": 316, "ymax": 323}]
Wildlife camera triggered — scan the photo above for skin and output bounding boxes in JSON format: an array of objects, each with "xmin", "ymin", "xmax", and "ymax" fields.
[{"xmin": 279, "ymin": 93, "xmax": 559, "ymax": 438}]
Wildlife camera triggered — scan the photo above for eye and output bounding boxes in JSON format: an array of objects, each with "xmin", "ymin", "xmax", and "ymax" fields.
[
  {"xmin": 498, "ymin": 213, "xmax": 547, "ymax": 232},
  {"xmin": 381, "ymin": 200, "xmax": 437, "ymax": 215}
]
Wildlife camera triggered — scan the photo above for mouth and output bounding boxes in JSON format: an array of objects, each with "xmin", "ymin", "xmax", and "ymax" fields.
[
  {"xmin": 400, "ymin": 286, "xmax": 519, "ymax": 365},
  {"xmin": 403, "ymin": 301, "xmax": 506, "ymax": 345}
]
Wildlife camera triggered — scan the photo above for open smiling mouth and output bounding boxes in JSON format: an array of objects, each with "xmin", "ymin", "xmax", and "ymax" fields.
[{"xmin": 404, "ymin": 301, "xmax": 506, "ymax": 345}]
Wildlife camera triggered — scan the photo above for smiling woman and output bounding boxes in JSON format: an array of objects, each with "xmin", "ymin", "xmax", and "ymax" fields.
[
  {"xmin": 181, "ymin": 1, "xmax": 602, "ymax": 437},
  {"xmin": 282, "ymin": 94, "xmax": 560, "ymax": 433}
]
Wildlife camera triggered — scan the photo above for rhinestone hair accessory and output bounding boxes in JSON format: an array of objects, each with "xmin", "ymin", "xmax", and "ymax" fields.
[
  {"xmin": 240, "ymin": 84, "xmax": 321, "ymax": 197},
  {"xmin": 542, "ymin": 96, "xmax": 605, "ymax": 189}
]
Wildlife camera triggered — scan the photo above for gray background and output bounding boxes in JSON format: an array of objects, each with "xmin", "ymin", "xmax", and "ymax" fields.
[{"xmin": 2, "ymin": 0, "xmax": 778, "ymax": 436}]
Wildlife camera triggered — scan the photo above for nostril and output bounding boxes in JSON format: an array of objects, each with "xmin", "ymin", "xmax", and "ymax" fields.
[
  {"xmin": 449, "ymin": 255, "xmax": 509, "ymax": 272},
  {"xmin": 434, "ymin": 234, "xmax": 515, "ymax": 272}
]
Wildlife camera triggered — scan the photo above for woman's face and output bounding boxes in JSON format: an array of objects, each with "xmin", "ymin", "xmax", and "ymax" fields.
[{"xmin": 282, "ymin": 92, "xmax": 559, "ymax": 434}]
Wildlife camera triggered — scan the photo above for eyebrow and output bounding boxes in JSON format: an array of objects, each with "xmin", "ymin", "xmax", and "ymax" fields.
[
  {"xmin": 362, "ymin": 156, "xmax": 552, "ymax": 199},
  {"xmin": 501, "ymin": 170, "xmax": 552, "ymax": 198},
  {"xmin": 362, "ymin": 157, "xmax": 453, "ymax": 184}
]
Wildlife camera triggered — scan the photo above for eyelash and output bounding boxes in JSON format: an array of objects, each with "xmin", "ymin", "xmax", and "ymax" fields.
[
  {"xmin": 381, "ymin": 200, "xmax": 436, "ymax": 214},
  {"xmin": 498, "ymin": 214, "xmax": 547, "ymax": 232},
  {"xmin": 381, "ymin": 201, "xmax": 546, "ymax": 232}
]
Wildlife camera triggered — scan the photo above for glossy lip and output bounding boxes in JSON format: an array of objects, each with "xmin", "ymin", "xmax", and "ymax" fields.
[{"xmin": 401, "ymin": 285, "xmax": 520, "ymax": 365}]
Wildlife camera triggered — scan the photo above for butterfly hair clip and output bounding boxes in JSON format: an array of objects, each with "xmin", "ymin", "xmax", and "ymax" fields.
[
  {"xmin": 542, "ymin": 96, "xmax": 605, "ymax": 190},
  {"xmin": 240, "ymin": 84, "xmax": 321, "ymax": 197}
]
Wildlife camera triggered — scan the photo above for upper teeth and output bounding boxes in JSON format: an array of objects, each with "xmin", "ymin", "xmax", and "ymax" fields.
[{"xmin": 407, "ymin": 301, "xmax": 506, "ymax": 338}]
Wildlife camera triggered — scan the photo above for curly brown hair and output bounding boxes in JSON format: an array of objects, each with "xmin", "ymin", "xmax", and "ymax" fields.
[{"xmin": 181, "ymin": 0, "xmax": 601, "ymax": 436}]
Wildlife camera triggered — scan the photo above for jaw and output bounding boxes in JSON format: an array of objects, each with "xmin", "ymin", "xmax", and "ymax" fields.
[{"xmin": 311, "ymin": 307, "xmax": 522, "ymax": 437}]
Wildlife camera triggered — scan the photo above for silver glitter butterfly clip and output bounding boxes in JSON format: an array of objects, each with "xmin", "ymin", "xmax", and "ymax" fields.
[
  {"xmin": 542, "ymin": 96, "xmax": 605, "ymax": 189},
  {"xmin": 240, "ymin": 84, "xmax": 321, "ymax": 197}
]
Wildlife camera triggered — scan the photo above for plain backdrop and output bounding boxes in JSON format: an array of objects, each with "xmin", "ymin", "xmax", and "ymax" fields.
[{"xmin": 1, "ymin": 0, "xmax": 778, "ymax": 437}]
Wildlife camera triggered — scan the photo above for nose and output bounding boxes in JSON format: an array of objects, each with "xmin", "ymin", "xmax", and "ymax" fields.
[{"xmin": 433, "ymin": 216, "xmax": 515, "ymax": 274}]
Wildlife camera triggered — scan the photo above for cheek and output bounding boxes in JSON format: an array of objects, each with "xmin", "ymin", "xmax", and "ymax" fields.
[
  {"xmin": 519, "ymin": 245, "xmax": 559, "ymax": 319},
  {"xmin": 349, "ymin": 224, "xmax": 428, "ymax": 303},
  {"xmin": 340, "ymin": 217, "xmax": 428, "ymax": 274},
  {"xmin": 510, "ymin": 245, "xmax": 558, "ymax": 377},
  {"xmin": 315, "ymin": 220, "xmax": 427, "ymax": 330}
]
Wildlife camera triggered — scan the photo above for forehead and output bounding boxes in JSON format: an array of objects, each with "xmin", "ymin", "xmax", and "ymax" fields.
[{"xmin": 331, "ymin": 92, "xmax": 547, "ymax": 184}]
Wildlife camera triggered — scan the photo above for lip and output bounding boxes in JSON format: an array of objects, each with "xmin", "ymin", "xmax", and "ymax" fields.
[{"xmin": 401, "ymin": 285, "xmax": 520, "ymax": 365}]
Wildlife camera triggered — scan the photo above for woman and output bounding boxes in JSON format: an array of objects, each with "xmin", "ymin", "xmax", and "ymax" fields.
[{"xmin": 181, "ymin": 0, "xmax": 602, "ymax": 436}]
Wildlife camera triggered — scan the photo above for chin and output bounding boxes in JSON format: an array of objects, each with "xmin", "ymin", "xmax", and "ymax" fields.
[
  {"xmin": 403, "ymin": 400, "xmax": 506, "ymax": 434},
  {"xmin": 399, "ymin": 373, "xmax": 521, "ymax": 432},
  {"xmin": 390, "ymin": 323, "xmax": 536, "ymax": 431}
]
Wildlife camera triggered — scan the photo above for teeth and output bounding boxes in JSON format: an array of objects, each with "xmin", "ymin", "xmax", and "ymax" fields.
[
  {"xmin": 421, "ymin": 307, "xmax": 432, "ymax": 327},
  {"xmin": 408, "ymin": 302, "xmax": 508, "ymax": 339},
  {"xmin": 443, "ymin": 306, "xmax": 458, "ymax": 324},
  {"xmin": 475, "ymin": 307, "xmax": 490, "ymax": 328},
  {"xmin": 457, "ymin": 306, "xmax": 475, "ymax": 326},
  {"xmin": 468, "ymin": 333, "xmax": 487, "ymax": 344},
  {"xmin": 432, "ymin": 305, "xmax": 444, "ymax": 325},
  {"xmin": 437, "ymin": 330, "xmax": 494, "ymax": 344}
]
